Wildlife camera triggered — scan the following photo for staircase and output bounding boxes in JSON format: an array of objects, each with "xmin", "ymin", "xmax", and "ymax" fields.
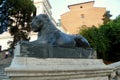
[
  {"xmin": 0, "ymin": 68, "xmax": 10, "ymax": 80},
  {"xmin": 0, "ymin": 52, "xmax": 13, "ymax": 80}
]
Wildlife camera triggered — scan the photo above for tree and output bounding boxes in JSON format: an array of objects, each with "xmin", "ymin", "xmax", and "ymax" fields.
[
  {"xmin": 105, "ymin": 15, "xmax": 120, "ymax": 62},
  {"xmin": 1, "ymin": 0, "xmax": 36, "ymax": 48},
  {"xmin": 79, "ymin": 26, "xmax": 109, "ymax": 60},
  {"xmin": 79, "ymin": 15, "xmax": 120, "ymax": 62},
  {"xmin": 0, "ymin": 0, "xmax": 11, "ymax": 34},
  {"xmin": 102, "ymin": 11, "xmax": 112, "ymax": 24}
]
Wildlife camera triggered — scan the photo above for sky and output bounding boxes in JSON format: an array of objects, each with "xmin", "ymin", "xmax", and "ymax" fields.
[{"xmin": 49, "ymin": 0, "xmax": 120, "ymax": 22}]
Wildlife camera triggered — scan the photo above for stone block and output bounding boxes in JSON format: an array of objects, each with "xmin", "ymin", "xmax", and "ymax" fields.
[
  {"xmin": 18, "ymin": 43, "xmax": 95, "ymax": 59},
  {"xmin": 5, "ymin": 57, "xmax": 113, "ymax": 80}
]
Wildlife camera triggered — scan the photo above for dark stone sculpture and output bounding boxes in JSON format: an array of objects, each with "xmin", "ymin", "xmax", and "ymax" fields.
[
  {"xmin": 31, "ymin": 14, "xmax": 90, "ymax": 48},
  {"xmin": 20, "ymin": 14, "xmax": 96, "ymax": 58}
]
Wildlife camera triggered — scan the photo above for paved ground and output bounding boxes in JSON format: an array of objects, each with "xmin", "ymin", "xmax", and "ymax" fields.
[
  {"xmin": 0, "ymin": 51, "xmax": 13, "ymax": 68},
  {"xmin": 0, "ymin": 52, "xmax": 13, "ymax": 80}
]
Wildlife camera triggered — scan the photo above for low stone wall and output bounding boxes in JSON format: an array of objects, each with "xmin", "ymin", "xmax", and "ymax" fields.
[
  {"xmin": 109, "ymin": 61, "xmax": 120, "ymax": 80},
  {"xmin": 5, "ymin": 57, "xmax": 113, "ymax": 80}
]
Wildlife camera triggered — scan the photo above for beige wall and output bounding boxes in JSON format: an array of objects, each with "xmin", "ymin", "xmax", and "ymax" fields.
[{"xmin": 61, "ymin": 1, "xmax": 106, "ymax": 34}]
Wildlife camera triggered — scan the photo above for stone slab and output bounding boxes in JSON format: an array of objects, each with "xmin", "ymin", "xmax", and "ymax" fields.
[{"xmin": 5, "ymin": 57, "xmax": 113, "ymax": 80}]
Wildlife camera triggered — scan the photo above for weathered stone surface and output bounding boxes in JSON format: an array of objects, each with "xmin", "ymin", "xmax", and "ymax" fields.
[
  {"xmin": 18, "ymin": 43, "xmax": 96, "ymax": 59},
  {"xmin": 5, "ymin": 57, "xmax": 113, "ymax": 80},
  {"xmin": 109, "ymin": 61, "xmax": 120, "ymax": 80}
]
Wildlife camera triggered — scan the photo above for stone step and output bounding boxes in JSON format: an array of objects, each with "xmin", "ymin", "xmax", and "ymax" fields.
[
  {"xmin": 2, "ymin": 79, "xmax": 10, "ymax": 80},
  {"xmin": 0, "ymin": 73, "xmax": 6, "ymax": 76},
  {"xmin": 0, "ymin": 76, "xmax": 9, "ymax": 80},
  {"xmin": 0, "ymin": 69, "xmax": 4, "ymax": 72},
  {"xmin": 0, "ymin": 70, "xmax": 4, "ymax": 73},
  {"xmin": 0, "ymin": 70, "xmax": 9, "ymax": 80},
  {"xmin": 0, "ymin": 72, "xmax": 5, "ymax": 75},
  {"xmin": 0, "ymin": 74, "xmax": 9, "ymax": 78},
  {"xmin": 0, "ymin": 71, "xmax": 4, "ymax": 74}
]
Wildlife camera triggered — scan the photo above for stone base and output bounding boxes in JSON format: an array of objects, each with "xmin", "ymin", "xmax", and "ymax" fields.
[
  {"xmin": 5, "ymin": 77, "xmax": 108, "ymax": 80},
  {"xmin": 5, "ymin": 57, "xmax": 113, "ymax": 80},
  {"xmin": 19, "ymin": 43, "xmax": 96, "ymax": 59}
]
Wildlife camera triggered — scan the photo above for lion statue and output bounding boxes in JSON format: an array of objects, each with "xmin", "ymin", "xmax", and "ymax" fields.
[{"xmin": 30, "ymin": 14, "xmax": 90, "ymax": 48}]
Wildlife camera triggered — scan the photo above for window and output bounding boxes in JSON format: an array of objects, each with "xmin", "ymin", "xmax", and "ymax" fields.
[
  {"xmin": 81, "ymin": 14, "xmax": 84, "ymax": 18},
  {"xmin": 80, "ymin": 6, "xmax": 83, "ymax": 8}
]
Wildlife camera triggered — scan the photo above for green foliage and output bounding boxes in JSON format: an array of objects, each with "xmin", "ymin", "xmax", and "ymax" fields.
[
  {"xmin": 80, "ymin": 15, "xmax": 120, "ymax": 62},
  {"xmin": 0, "ymin": 0, "xmax": 2, "ymax": 4},
  {"xmin": 105, "ymin": 16, "xmax": 120, "ymax": 61},
  {"xmin": 80, "ymin": 26, "xmax": 109, "ymax": 60},
  {"xmin": 102, "ymin": 11, "xmax": 112, "ymax": 24},
  {"xmin": 5, "ymin": 0, "xmax": 36, "ymax": 48}
]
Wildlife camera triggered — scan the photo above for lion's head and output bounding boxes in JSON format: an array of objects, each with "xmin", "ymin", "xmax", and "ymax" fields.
[{"xmin": 31, "ymin": 14, "xmax": 50, "ymax": 32}]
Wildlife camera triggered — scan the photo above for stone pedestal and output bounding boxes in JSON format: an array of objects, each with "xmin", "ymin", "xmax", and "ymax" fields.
[
  {"xmin": 19, "ymin": 43, "xmax": 95, "ymax": 59},
  {"xmin": 5, "ymin": 57, "xmax": 113, "ymax": 80}
]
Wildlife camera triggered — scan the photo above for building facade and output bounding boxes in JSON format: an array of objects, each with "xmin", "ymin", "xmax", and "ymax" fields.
[
  {"xmin": 0, "ymin": 32, "xmax": 12, "ymax": 50},
  {"xmin": 33, "ymin": 0, "xmax": 52, "ymax": 17},
  {"xmin": 61, "ymin": 1, "xmax": 106, "ymax": 34},
  {"xmin": 33, "ymin": 0, "xmax": 56, "ymax": 25}
]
